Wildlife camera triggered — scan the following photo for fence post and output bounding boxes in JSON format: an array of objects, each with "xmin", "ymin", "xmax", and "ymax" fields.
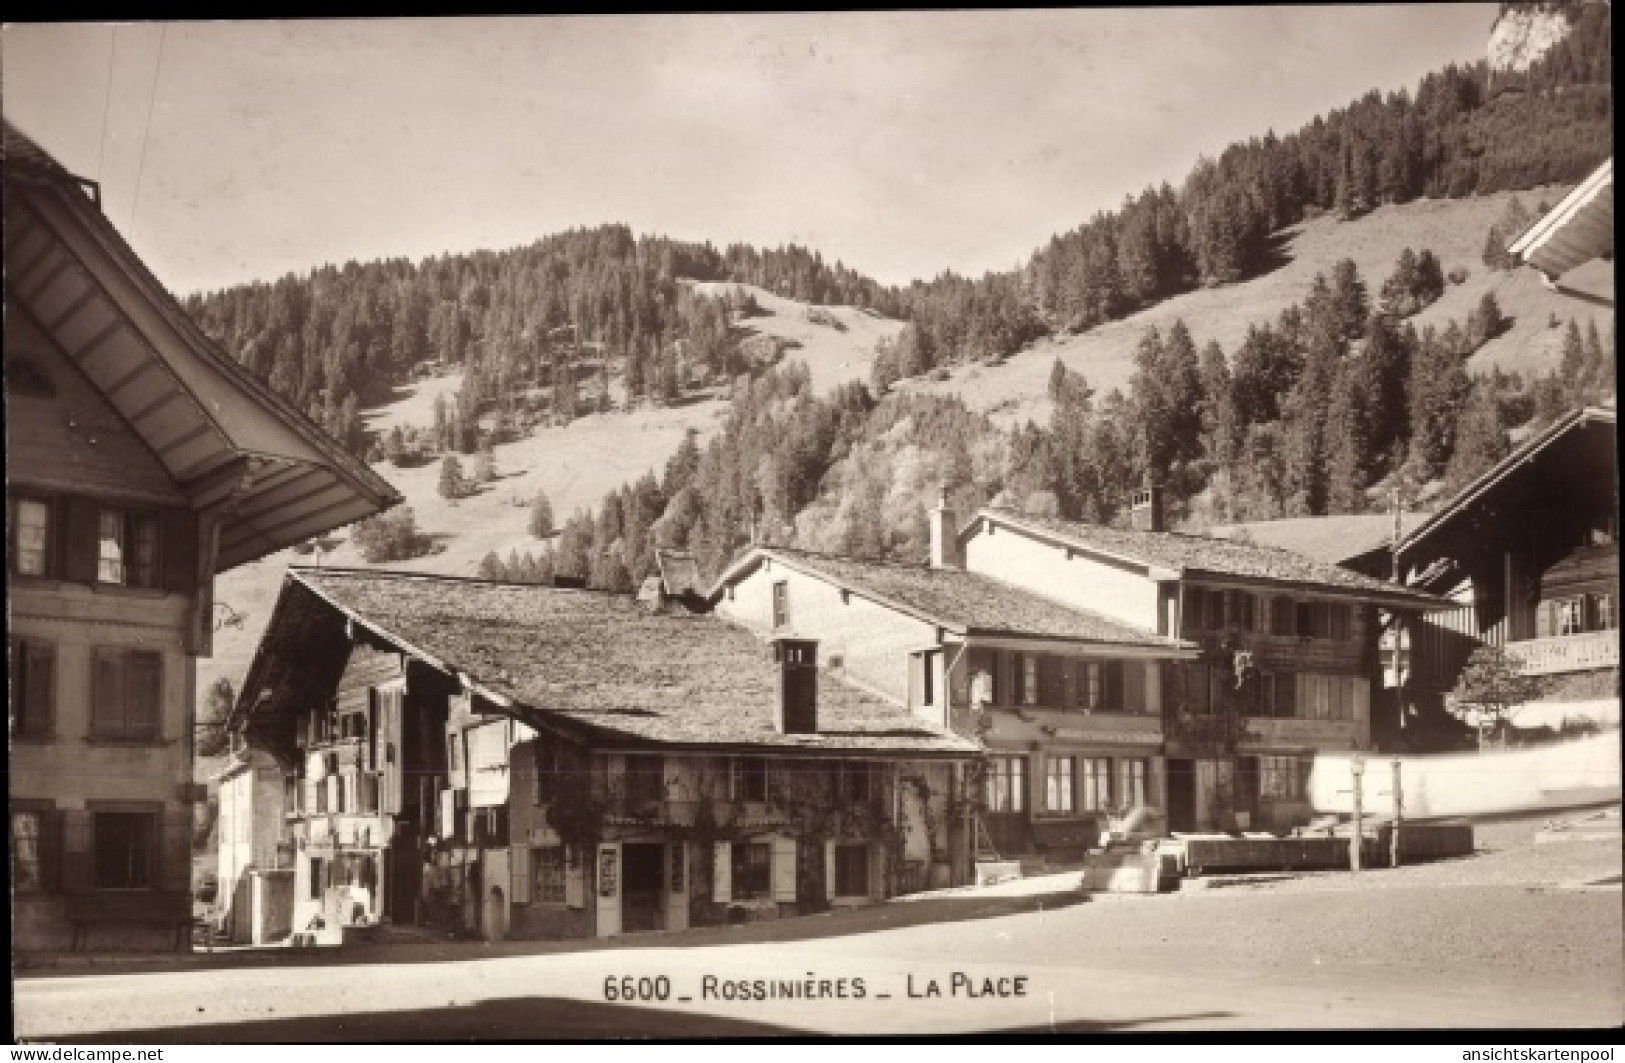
[{"xmin": 1349, "ymin": 755, "xmax": 1365, "ymax": 872}]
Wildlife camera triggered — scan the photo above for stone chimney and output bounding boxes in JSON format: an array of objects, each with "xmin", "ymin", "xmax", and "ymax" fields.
[
  {"xmin": 771, "ymin": 635, "xmax": 819, "ymax": 734},
  {"xmin": 929, "ymin": 488, "xmax": 962, "ymax": 569},
  {"xmin": 1129, "ymin": 482, "xmax": 1165, "ymax": 533}
]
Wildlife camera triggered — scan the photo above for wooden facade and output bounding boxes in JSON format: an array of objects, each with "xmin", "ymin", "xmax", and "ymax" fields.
[
  {"xmin": 229, "ymin": 570, "xmax": 975, "ymax": 943},
  {"xmin": 6, "ymin": 123, "xmax": 398, "ymax": 953},
  {"xmin": 1399, "ymin": 408, "xmax": 1618, "ymax": 692}
]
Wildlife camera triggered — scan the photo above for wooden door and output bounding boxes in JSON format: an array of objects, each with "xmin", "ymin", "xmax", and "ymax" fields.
[
  {"xmin": 1166, "ymin": 759, "xmax": 1197, "ymax": 833},
  {"xmin": 594, "ymin": 842, "xmax": 621, "ymax": 938}
]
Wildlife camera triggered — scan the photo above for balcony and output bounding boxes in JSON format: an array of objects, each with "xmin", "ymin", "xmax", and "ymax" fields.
[
  {"xmin": 1239, "ymin": 717, "xmax": 1362, "ymax": 750},
  {"xmin": 1504, "ymin": 630, "xmax": 1620, "ymax": 676}
]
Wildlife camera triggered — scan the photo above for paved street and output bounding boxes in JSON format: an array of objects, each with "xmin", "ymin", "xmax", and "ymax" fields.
[{"xmin": 16, "ymin": 837, "xmax": 1622, "ymax": 1039}]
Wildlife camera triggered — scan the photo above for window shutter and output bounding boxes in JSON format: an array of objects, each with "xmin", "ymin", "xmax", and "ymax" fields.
[
  {"xmin": 511, "ymin": 846, "xmax": 532, "ymax": 905},
  {"xmin": 712, "ymin": 841, "xmax": 732, "ymax": 903},
  {"xmin": 1351, "ymin": 678, "xmax": 1370, "ymax": 724},
  {"xmin": 565, "ymin": 847, "xmax": 585, "ymax": 908},
  {"xmin": 131, "ymin": 652, "xmax": 163, "ymax": 738},
  {"xmin": 62, "ymin": 496, "xmax": 101, "ymax": 584},
  {"xmin": 1122, "ymin": 660, "xmax": 1146, "ymax": 714},
  {"xmin": 40, "ymin": 810, "xmax": 63, "ymax": 894},
  {"xmin": 25, "ymin": 641, "xmax": 56, "ymax": 735},
  {"xmin": 159, "ymin": 807, "xmax": 190, "ymax": 891},
  {"xmin": 161, "ymin": 509, "xmax": 197, "ymax": 595},
  {"xmin": 770, "ymin": 837, "xmax": 798, "ymax": 902},
  {"xmin": 60, "ymin": 809, "xmax": 93, "ymax": 893},
  {"xmin": 870, "ymin": 842, "xmax": 888, "ymax": 900},
  {"xmin": 92, "ymin": 649, "xmax": 122, "ymax": 736},
  {"xmin": 824, "ymin": 840, "xmax": 836, "ymax": 901},
  {"xmin": 1105, "ymin": 661, "xmax": 1124, "ymax": 712}
]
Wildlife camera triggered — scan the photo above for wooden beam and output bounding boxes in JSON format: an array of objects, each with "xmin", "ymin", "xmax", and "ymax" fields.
[
  {"xmin": 70, "ymin": 316, "xmax": 125, "ymax": 363},
  {"xmin": 101, "ymin": 354, "xmax": 168, "ymax": 401},
  {"xmin": 18, "ymin": 254, "xmax": 75, "ymax": 306},
  {"xmin": 7, "ymin": 234, "xmax": 58, "ymax": 291},
  {"xmin": 156, "ymin": 419, "xmax": 215, "ymax": 458},
  {"xmin": 185, "ymin": 511, "xmax": 223, "ymax": 657},
  {"xmin": 43, "ymin": 282, "xmax": 102, "ymax": 335},
  {"xmin": 122, "ymin": 385, "xmax": 190, "ymax": 429}
]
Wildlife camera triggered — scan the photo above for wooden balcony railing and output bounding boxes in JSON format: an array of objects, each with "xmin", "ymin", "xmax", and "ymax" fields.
[{"xmin": 1504, "ymin": 630, "xmax": 1620, "ymax": 676}]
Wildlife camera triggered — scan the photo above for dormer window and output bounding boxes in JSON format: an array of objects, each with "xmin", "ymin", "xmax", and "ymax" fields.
[{"xmin": 97, "ymin": 509, "xmax": 159, "ymax": 588}]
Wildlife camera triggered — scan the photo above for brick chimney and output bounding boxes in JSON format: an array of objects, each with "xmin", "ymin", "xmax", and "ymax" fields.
[
  {"xmin": 1129, "ymin": 482, "xmax": 1165, "ymax": 533},
  {"xmin": 929, "ymin": 488, "xmax": 962, "ymax": 569},
  {"xmin": 771, "ymin": 636, "xmax": 819, "ymax": 734}
]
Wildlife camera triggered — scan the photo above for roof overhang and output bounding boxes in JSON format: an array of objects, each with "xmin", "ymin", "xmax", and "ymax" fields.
[
  {"xmin": 4, "ymin": 127, "xmax": 401, "ymax": 571},
  {"xmin": 1397, "ymin": 406, "xmax": 1618, "ymax": 560},
  {"xmin": 1509, "ymin": 158, "xmax": 1614, "ymax": 280}
]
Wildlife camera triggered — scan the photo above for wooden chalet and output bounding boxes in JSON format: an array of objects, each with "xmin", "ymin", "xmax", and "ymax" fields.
[
  {"xmin": 228, "ymin": 569, "xmax": 977, "ymax": 943},
  {"xmin": 5, "ymin": 123, "xmax": 400, "ymax": 952}
]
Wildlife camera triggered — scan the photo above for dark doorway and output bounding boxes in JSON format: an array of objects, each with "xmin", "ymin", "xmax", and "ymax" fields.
[
  {"xmin": 1166, "ymin": 758, "xmax": 1197, "ymax": 833},
  {"xmin": 390, "ymin": 836, "xmax": 422, "ymax": 925},
  {"xmin": 621, "ymin": 843, "xmax": 664, "ymax": 933}
]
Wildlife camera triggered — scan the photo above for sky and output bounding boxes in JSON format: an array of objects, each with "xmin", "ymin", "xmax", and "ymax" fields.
[{"xmin": 2, "ymin": 10, "xmax": 1499, "ymax": 296}]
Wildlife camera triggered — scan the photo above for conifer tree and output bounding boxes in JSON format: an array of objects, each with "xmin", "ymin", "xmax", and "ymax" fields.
[
  {"xmin": 1444, "ymin": 381, "xmax": 1509, "ymax": 497},
  {"xmin": 529, "ymin": 491, "xmax": 556, "ymax": 539}
]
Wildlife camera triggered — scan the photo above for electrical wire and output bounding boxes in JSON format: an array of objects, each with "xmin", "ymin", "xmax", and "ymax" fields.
[
  {"xmin": 95, "ymin": 26, "xmax": 117, "ymax": 183},
  {"xmin": 128, "ymin": 23, "xmax": 167, "ymax": 235}
]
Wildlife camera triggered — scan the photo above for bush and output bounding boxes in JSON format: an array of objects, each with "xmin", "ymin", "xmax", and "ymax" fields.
[{"xmin": 353, "ymin": 507, "xmax": 432, "ymax": 563}]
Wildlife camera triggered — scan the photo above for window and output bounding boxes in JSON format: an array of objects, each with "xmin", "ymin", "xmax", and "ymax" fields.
[
  {"xmin": 836, "ymin": 762, "xmax": 872, "ymax": 803},
  {"xmin": 97, "ymin": 510, "xmax": 159, "ymax": 588},
  {"xmin": 1259, "ymin": 755, "xmax": 1306, "ymax": 801},
  {"xmin": 1181, "ymin": 662, "xmax": 1212, "ymax": 716},
  {"xmin": 1117, "ymin": 759, "xmax": 1149, "ymax": 810},
  {"xmin": 91, "ymin": 648, "xmax": 162, "ymax": 740},
  {"xmin": 1083, "ymin": 662, "xmax": 1102, "ymax": 710},
  {"xmin": 1021, "ymin": 655, "xmax": 1038, "ymax": 706},
  {"xmin": 1231, "ymin": 592, "xmax": 1256, "ymax": 632},
  {"xmin": 1270, "ymin": 597, "xmax": 1295, "ymax": 636},
  {"xmin": 10, "ymin": 638, "xmax": 56, "ymax": 738},
  {"xmin": 10, "ymin": 497, "xmax": 51, "ymax": 577},
  {"xmin": 533, "ymin": 846, "xmax": 566, "ymax": 903},
  {"xmin": 985, "ymin": 756, "xmax": 1026, "ymax": 813},
  {"xmin": 918, "ymin": 651, "xmax": 938, "ymax": 707},
  {"xmin": 1556, "ymin": 597, "xmax": 1584, "ymax": 637},
  {"xmin": 1045, "ymin": 757, "xmax": 1076, "ymax": 813},
  {"xmin": 94, "ymin": 811, "xmax": 155, "ymax": 889},
  {"xmin": 309, "ymin": 857, "xmax": 325, "ymax": 900},
  {"xmin": 1595, "ymin": 594, "xmax": 1615, "ymax": 632},
  {"xmin": 625, "ymin": 755, "xmax": 665, "ymax": 807},
  {"xmin": 771, "ymin": 581, "xmax": 790, "ymax": 629},
  {"xmin": 833, "ymin": 843, "xmax": 869, "ymax": 897},
  {"xmin": 733, "ymin": 757, "xmax": 768, "ymax": 802},
  {"xmin": 447, "ymin": 733, "xmax": 462, "ymax": 773},
  {"xmin": 1079, "ymin": 758, "xmax": 1112, "ymax": 811},
  {"xmin": 731, "ymin": 841, "xmax": 772, "ymax": 900},
  {"xmin": 11, "ymin": 810, "xmax": 55, "ymax": 893},
  {"xmin": 1295, "ymin": 601, "xmax": 1351, "ymax": 640},
  {"xmin": 358, "ymin": 774, "xmax": 380, "ymax": 814}
]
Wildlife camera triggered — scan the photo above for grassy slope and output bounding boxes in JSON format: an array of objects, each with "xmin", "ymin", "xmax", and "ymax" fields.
[
  {"xmin": 197, "ymin": 283, "xmax": 893, "ymax": 719},
  {"xmin": 902, "ymin": 187, "xmax": 1614, "ymax": 426}
]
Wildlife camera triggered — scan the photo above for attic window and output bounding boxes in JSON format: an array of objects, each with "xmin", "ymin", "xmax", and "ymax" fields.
[
  {"xmin": 3, "ymin": 358, "xmax": 55, "ymax": 399},
  {"xmin": 840, "ymin": 589, "xmax": 851, "ymax": 605}
]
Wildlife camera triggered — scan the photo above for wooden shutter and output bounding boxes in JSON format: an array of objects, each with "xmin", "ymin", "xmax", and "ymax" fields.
[
  {"xmin": 39, "ymin": 810, "xmax": 63, "ymax": 894},
  {"xmin": 1123, "ymin": 660, "xmax": 1146, "ymax": 714},
  {"xmin": 511, "ymin": 846, "xmax": 532, "ymax": 904},
  {"xmin": 159, "ymin": 806, "xmax": 190, "ymax": 891},
  {"xmin": 565, "ymin": 846, "xmax": 585, "ymax": 908},
  {"xmin": 130, "ymin": 652, "xmax": 163, "ymax": 738},
  {"xmin": 62, "ymin": 495, "xmax": 101, "ymax": 584},
  {"xmin": 23, "ymin": 640, "xmax": 55, "ymax": 736},
  {"xmin": 61, "ymin": 809, "xmax": 93, "ymax": 893},
  {"xmin": 92, "ymin": 649, "xmax": 122, "ymax": 736},
  {"xmin": 1535, "ymin": 600, "xmax": 1555, "ymax": 638},
  {"xmin": 712, "ymin": 841, "xmax": 732, "ymax": 903},
  {"xmin": 824, "ymin": 840, "xmax": 836, "ymax": 900},
  {"xmin": 1351, "ymin": 678, "xmax": 1370, "ymax": 724},
  {"xmin": 161, "ymin": 509, "xmax": 198, "ymax": 594},
  {"xmin": 770, "ymin": 837, "xmax": 797, "ymax": 902},
  {"xmin": 381, "ymin": 690, "xmax": 404, "ymax": 815},
  {"xmin": 1105, "ymin": 661, "xmax": 1125, "ymax": 712},
  {"xmin": 869, "ymin": 842, "xmax": 888, "ymax": 900}
]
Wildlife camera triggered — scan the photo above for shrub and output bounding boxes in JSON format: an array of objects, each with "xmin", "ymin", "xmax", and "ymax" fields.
[{"xmin": 353, "ymin": 508, "xmax": 431, "ymax": 563}]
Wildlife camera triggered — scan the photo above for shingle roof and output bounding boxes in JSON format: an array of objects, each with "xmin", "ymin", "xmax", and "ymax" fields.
[
  {"xmin": 725, "ymin": 547, "xmax": 1190, "ymax": 650},
  {"xmin": 1209, "ymin": 514, "xmax": 1428, "ymax": 566},
  {"xmin": 291, "ymin": 569, "xmax": 977, "ymax": 757},
  {"xmin": 978, "ymin": 508, "xmax": 1445, "ymax": 607}
]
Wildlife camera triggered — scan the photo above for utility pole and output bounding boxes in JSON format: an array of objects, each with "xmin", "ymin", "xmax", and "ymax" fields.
[
  {"xmin": 1389, "ymin": 758, "xmax": 1404, "ymax": 869},
  {"xmin": 1390, "ymin": 480, "xmax": 1407, "ymax": 731},
  {"xmin": 1349, "ymin": 755, "xmax": 1365, "ymax": 872}
]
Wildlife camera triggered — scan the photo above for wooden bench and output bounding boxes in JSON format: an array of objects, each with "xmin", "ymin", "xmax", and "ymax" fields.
[{"xmin": 64, "ymin": 891, "xmax": 192, "ymax": 952}]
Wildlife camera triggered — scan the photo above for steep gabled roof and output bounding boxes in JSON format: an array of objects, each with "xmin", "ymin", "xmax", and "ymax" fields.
[
  {"xmin": 713, "ymin": 546, "xmax": 1193, "ymax": 651},
  {"xmin": 1398, "ymin": 405, "xmax": 1617, "ymax": 557},
  {"xmin": 1509, "ymin": 157, "xmax": 1614, "ymax": 280},
  {"xmin": 1210, "ymin": 513, "xmax": 1429, "ymax": 567},
  {"xmin": 3, "ymin": 122, "xmax": 400, "ymax": 570},
  {"xmin": 256, "ymin": 568, "xmax": 976, "ymax": 757},
  {"xmin": 975, "ymin": 508, "xmax": 1446, "ymax": 609}
]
